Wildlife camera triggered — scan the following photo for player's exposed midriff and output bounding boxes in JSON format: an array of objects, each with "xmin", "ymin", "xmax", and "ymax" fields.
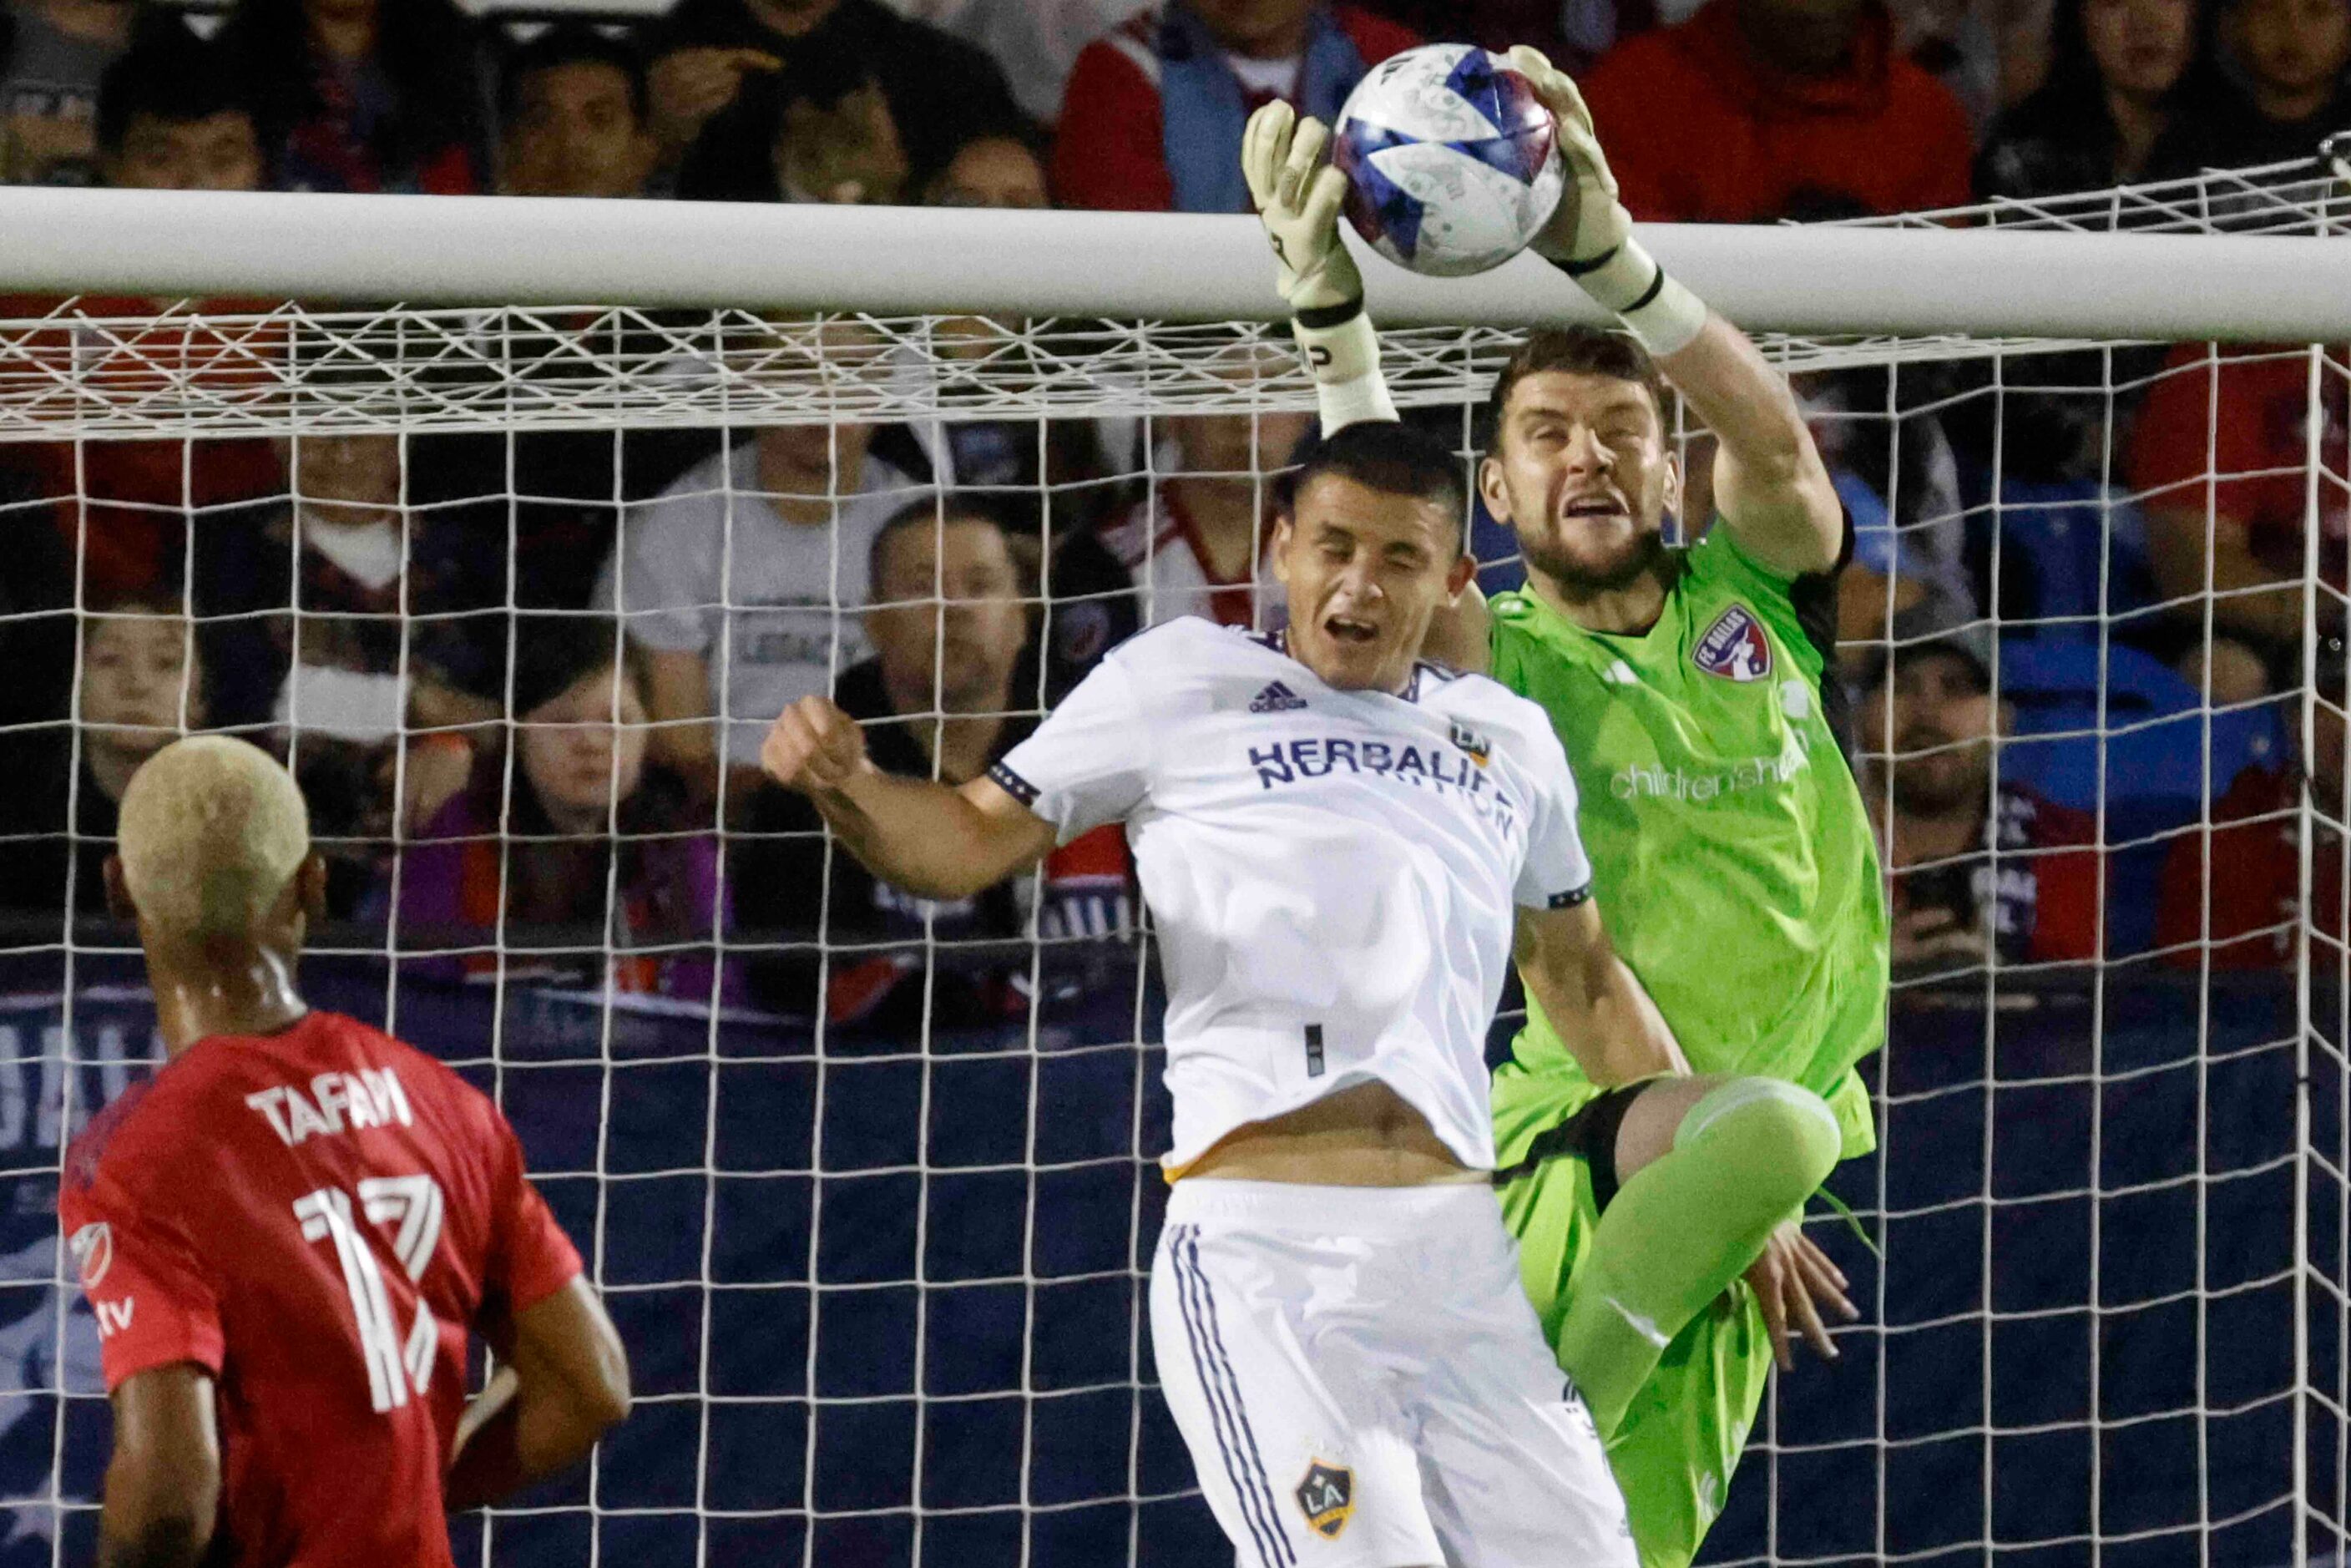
[{"xmin": 1181, "ymin": 1078, "xmax": 1487, "ymax": 1188}]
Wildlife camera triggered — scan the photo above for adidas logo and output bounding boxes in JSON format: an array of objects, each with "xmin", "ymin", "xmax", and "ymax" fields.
[{"xmin": 1248, "ymin": 680, "xmax": 1307, "ymax": 714}]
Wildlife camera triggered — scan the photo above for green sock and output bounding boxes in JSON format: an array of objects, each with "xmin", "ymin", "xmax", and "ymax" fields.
[{"xmin": 1555, "ymin": 1078, "xmax": 1843, "ymax": 1438}]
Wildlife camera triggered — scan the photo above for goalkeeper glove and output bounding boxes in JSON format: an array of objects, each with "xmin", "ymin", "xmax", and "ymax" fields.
[
  {"xmin": 1507, "ymin": 45, "xmax": 1707, "ymax": 360},
  {"xmin": 1242, "ymin": 99, "xmax": 1397, "ymax": 430}
]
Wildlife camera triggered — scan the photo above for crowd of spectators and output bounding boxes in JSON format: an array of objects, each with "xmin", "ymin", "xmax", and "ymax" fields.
[
  {"xmin": 1, "ymin": 0, "xmax": 2341, "ymax": 212},
  {"xmin": 0, "ymin": 0, "xmax": 2347, "ymax": 1004}
]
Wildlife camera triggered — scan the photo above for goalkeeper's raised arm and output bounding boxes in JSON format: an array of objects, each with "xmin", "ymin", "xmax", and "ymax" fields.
[
  {"xmin": 1504, "ymin": 46, "xmax": 1841, "ymax": 578},
  {"xmin": 1242, "ymin": 63, "xmax": 1843, "ymax": 581},
  {"xmin": 1241, "ymin": 101, "xmax": 1397, "ymax": 433}
]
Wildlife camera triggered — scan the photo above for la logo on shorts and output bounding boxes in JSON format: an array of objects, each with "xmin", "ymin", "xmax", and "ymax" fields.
[
  {"xmin": 1295, "ymin": 1459, "xmax": 1352, "ymax": 1539},
  {"xmin": 1693, "ymin": 604, "xmax": 1772, "ymax": 682}
]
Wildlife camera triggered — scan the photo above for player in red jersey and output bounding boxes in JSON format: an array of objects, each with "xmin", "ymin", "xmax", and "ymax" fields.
[{"xmin": 59, "ymin": 735, "xmax": 631, "ymax": 1568}]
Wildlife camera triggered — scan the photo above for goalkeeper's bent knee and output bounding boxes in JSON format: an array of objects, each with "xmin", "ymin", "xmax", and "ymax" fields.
[
  {"xmin": 1554, "ymin": 1076, "xmax": 1841, "ymax": 1438},
  {"xmin": 1671, "ymin": 1076, "xmax": 1842, "ymax": 1207}
]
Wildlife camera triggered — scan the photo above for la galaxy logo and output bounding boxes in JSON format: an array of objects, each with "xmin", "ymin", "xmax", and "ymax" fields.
[
  {"xmin": 1694, "ymin": 604, "xmax": 1772, "ymax": 682},
  {"xmin": 1447, "ymin": 720, "xmax": 1491, "ymax": 766},
  {"xmin": 1295, "ymin": 1459, "xmax": 1352, "ymax": 1539}
]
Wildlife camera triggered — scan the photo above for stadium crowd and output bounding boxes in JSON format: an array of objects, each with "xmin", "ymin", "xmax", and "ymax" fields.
[
  {"xmin": 0, "ymin": 0, "xmax": 2344, "ymax": 999},
  {"xmin": 0, "ymin": 0, "xmax": 2343, "ymax": 212}
]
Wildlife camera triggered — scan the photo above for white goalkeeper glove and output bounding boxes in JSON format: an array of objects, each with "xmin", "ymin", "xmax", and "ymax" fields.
[
  {"xmin": 1242, "ymin": 99, "xmax": 1397, "ymax": 430},
  {"xmin": 1506, "ymin": 45, "xmax": 1707, "ymax": 359}
]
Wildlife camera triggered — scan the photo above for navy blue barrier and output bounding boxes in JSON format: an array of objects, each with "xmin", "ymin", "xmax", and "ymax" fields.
[
  {"xmin": 1708, "ymin": 971, "xmax": 2313, "ymax": 1568},
  {"xmin": 0, "ymin": 949, "xmax": 2318, "ymax": 1566}
]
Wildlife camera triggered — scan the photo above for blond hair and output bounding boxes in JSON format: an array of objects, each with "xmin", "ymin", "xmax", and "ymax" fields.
[{"xmin": 117, "ymin": 736, "xmax": 311, "ymax": 940}]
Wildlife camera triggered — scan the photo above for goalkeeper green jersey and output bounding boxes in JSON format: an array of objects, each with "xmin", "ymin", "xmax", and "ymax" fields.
[{"xmin": 1489, "ymin": 522, "xmax": 1888, "ymax": 1161}]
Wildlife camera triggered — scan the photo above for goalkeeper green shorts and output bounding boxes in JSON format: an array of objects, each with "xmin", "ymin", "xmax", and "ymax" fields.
[{"xmin": 1495, "ymin": 1085, "xmax": 1775, "ymax": 1568}]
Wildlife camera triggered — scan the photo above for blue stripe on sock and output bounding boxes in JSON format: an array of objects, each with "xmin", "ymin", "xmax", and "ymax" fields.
[
  {"xmin": 1168, "ymin": 1224, "xmax": 1287, "ymax": 1568},
  {"xmin": 1182, "ymin": 1228, "xmax": 1297, "ymax": 1567}
]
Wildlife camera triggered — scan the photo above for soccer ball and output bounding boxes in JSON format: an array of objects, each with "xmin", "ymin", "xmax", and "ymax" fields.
[{"xmin": 1331, "ymin": 43, "xmax": 1565, "ymax": 277}]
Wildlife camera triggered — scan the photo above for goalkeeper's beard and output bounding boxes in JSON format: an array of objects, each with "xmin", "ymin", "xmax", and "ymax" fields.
[{"xmin": 1517, "ymin": 520, "xmax": 1668, "ymax": 598}]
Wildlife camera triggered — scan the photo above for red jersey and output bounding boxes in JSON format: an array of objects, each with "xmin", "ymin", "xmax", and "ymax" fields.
[
  {"xmin": 2126, "ymin": 343, "xmax": 2351, "ymax": 586},
  {"xmin": 2156, "ymin": 764, "xmax": 2345, "ymax": 969},
  {"xmin": 1885, "ymin": 781, "xmax": 2106, "ymax": 964},
  {"xmin": 0, "ymin": 292, "xmax": 286, "ymax": 599},
  {"xmin": 1577, "ymin": 0, "xmax": 1973, "ymax": 223},
  {"xmin": 1051, "ymin": 5, "xmax": 1418, "ymax": 211},
  {"xmin": 58, "ymin": 1010, "xmax": 582, "ymax": 1568},
  {"xmin": 1094, "ymin": 489, "xmax": 1273, "ymax": 630}
]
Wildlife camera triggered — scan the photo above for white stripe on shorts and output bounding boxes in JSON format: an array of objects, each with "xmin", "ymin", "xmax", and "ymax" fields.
[{"xmin": 1167, "ymin": 1222, "xmax": 1295, "ymax": 1567}]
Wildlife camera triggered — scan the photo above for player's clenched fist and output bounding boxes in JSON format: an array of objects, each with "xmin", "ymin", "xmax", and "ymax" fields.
[{"xmin": 761, "ymin": 695, "xmax": 870, "ymax": 794}]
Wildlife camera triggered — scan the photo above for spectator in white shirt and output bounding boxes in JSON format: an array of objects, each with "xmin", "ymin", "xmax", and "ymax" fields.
[
  {"xmin": 597, "ymin": 409, "xmax": 944, "ymax": 807},
  {"xmin": 1095, "ymin": 397, "xmax": 1312, "ymax": 630}
]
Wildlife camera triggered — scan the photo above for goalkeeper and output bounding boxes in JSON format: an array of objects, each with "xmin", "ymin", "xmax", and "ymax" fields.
[{"xmin": 1242, "ymin": 59, "xmax": 1887, "ymax": 1567}]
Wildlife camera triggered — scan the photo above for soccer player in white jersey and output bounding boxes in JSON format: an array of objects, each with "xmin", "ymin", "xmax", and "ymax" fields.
[
  {"xmin": 1241, "ymin": 68, "xmax": 1868, "ymax": 1567},
  {"xmin": 763, "ymin": 421, "xmax": 1683, "ymax": 1565}
]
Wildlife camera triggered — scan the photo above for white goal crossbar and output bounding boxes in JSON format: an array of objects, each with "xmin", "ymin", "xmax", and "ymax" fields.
[{"xmin": 4, "ymin": 184, "xmax": 2351, "ymax": 341}]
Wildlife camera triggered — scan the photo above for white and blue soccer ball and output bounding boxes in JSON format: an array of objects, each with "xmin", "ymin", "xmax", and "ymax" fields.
[{"xmin": 1331, "ymin": 43, "xmax": 1565, "ymax": 277}]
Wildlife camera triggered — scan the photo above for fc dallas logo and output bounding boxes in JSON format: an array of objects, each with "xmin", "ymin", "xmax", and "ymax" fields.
[
  {"xmin": 1693, "ymin": 604, "xmax": 1772, "ymax": 682},
  {"xmin": 68, "ymin": 1222, "xmax": 112, "ymax": 1287}
]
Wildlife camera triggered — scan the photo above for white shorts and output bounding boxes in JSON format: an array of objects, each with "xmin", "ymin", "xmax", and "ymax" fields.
[{"xmin": 1151, "ymin": 1179, "xmax": 1635, "ymax": 1568}]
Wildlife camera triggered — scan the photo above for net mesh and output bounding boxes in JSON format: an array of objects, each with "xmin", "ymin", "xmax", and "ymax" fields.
[{"xmin": 0, "ymin": 159, "xmax": 2347, "ymax": 1566}]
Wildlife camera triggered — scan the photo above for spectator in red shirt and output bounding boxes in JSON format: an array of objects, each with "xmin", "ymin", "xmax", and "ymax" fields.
[
  {"xmin": 1861, "ymin": 598, "xmax": 2106, "ymax": 976},
  {"xmin": 215, "ymin": 0, "xmax": 489, "ymax": 194},
  {"xmin": 0, "ymin": 40, "xmax": 280, "ymax": 604},
  {"xmin": 2156, "ymin": 638, "xmax": 2346, "ymax": 966},
  {"xmin": 62, "ymin": 735, "xmax": 628, "ymax": 1566},
  {"xmin": 1094, "ymin": 387, "xmax": 1314, "ymax": 629},
  {"xmin": 1054, "ymin": 0, "xmax": 1418, "ymax": 211},
  {"xmin": 2127, "ymin": 342, "xmax": 2349, "ymax": 673},
  {"xmin": 1575, "ymin": 0, "xmax": 1974, "ymax": 221}
]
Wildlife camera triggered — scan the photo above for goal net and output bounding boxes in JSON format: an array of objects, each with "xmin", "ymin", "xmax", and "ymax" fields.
[{"xmin": 0, "ymin": 158, "xmax": 2346, "ymax": 1567}]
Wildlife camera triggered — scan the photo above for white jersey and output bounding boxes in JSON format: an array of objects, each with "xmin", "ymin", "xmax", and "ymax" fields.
[
  {"xmin": 1096, "ymin": 491, "xmax": 1277, "ymax": 631},
  {"xmin": 595, "ymin": 441, "xmax": 938, "ymax": 769},
  {"xmin": 992, "ymin": 617, "xmax": 1595, "ymax": 1171}
]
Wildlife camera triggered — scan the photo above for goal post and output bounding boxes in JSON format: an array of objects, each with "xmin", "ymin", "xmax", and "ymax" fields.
[
  {"xmin": 0, "ymin": 161, "xmax": 2346, "ymax": 1567},
  {"xmin": 1, "ymin": 179, "xmax": 2350, "ymax": 337}
]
